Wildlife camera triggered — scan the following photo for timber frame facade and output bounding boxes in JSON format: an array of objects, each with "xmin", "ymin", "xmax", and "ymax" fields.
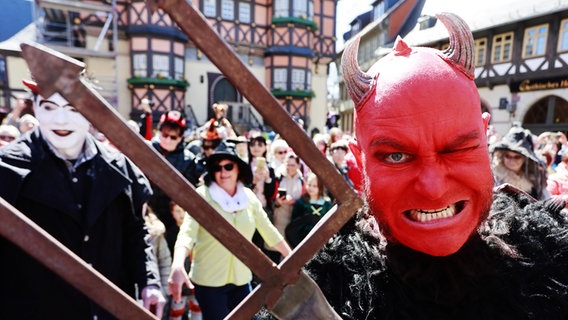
[{"xmin": 0, "ymin": 0, "xmax": 337, "ymax": 134}]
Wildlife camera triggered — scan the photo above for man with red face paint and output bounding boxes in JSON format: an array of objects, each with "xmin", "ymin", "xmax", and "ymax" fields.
[{"xmin": 305, "ymin": 13, "xmax": 568, "ymax": 319}]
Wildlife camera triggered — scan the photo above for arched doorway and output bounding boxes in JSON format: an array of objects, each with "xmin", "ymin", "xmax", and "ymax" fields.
[
  {"xmin": 523, "ymin": 95, "xmax": 568, "ymax": 135},
  {"xmin": 208, "ymin": 73, "xmax": 240, "ymax": 120}
]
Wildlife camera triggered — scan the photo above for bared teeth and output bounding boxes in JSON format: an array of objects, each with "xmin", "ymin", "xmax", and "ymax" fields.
[{"xmin": 409, "ymin": 205, "xmax": 456, "ymax": 222}]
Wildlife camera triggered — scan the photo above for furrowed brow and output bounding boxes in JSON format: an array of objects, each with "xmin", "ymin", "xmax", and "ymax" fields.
[
  {"xmin": 370, "ymin": 138, "xmax": 407, "ymax": 150},
  {"xmin": 441, "ymin": 130, "xmax": 481, "ymax": 152}
]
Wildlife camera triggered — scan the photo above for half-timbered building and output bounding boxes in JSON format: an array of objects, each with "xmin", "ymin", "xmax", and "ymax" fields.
[{"xmin": 0, "ymin": 0, "xmax": 337, "ymax": 134}]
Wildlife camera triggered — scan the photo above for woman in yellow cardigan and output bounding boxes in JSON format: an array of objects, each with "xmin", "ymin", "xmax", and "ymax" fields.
[{"xmin": 168, "ymin": 141, "xmax": 291, "ymax": 320}]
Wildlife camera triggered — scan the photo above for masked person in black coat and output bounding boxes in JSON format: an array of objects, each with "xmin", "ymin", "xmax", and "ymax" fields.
[{"xmin": 0, "ymin": 79, "xmax": 165, "ymax": 319}]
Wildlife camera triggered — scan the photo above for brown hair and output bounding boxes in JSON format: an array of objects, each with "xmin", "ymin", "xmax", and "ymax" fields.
[{"xmin": 302, "ymin": 172, "xmax": 325, "ymax": 201}]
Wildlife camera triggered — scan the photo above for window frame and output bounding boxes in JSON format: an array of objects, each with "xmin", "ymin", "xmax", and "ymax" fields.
[
  {"xmin": 491, "ymin": 32, "xmax": 514, "ymax": 63},
  {"xmin": 174, "ymin": 56, "xmax": 184, "ymax": 81},
  {"xmin": 559, "ymin": 18, "xmax": 568, "ymax": 52},
  {"xmin": 238, "ymin": 1, "xmax": 251, "ymax": 23},
  {"xmin": 475, "ymin": 38, "xmax": 487, "ymax": 66},
  {"xmin": 132, "ymin": 53, "xmax": 148, "ymax": 77},
  {"xmin": 274, "ymin": 0, "xmax": 289, "ymax": 18},
  {"xmin": 203, "ymin": 0, "xmax": 216, "ymax": 17},
  {"xmin": 522, "ymin": 23, "xmax": 548, "ymax": 58},
  {"xmin": 273, "ymin": 68, "xmax": 288, "ymax": 90},
  {"xmin": 152, "ymin": 54, "xmax": 170, "ymax": 78},
  {"xmin": 221, "ymin": 0, "xmax": 235, "ymax": 20},
  {"xmin": 291, "ymin": 68, "xmax": 306, "ymax": 91}
]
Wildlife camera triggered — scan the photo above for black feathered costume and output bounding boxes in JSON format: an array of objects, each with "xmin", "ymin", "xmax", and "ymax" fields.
[{"xmin": 306, "ymin": 186, "xmax": 568, "ymax": 319}]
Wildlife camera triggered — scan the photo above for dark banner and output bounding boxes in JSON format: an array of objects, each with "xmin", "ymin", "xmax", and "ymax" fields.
[{"xmin": 510, "ymin": 76, "xmax": 568, "ymax": 93}]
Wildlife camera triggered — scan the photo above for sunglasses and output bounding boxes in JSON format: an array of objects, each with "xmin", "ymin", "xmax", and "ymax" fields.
[
  {"xmin": 203, "ymin": 145, "xmax": 216, "ymax": 150},
  {"xmin": 161, "ymin": 132, "xmax": 180, "ymax": 140},
  {"xmin": 212, "ymin": 163, "xmax": 235, "ymax": 172},
  {"xmin": 504, "ymin": 154, "xmax": 523, "ymax": 160}
]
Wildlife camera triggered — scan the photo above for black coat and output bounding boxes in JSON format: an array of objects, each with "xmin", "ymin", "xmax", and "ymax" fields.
[
  {"xmin": 149, "ymin": 140, "xmax": 198, "ymax": 252},
  {"xmin": 307, "ymin": 186, "xmax": 568, "ymax": 320},
  {"xmin": 0, "ymin": 129, "xmax": 160, "ymax": 320}
]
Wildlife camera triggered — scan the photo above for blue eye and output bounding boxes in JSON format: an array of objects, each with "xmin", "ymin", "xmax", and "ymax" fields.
[{"xmin": 385, "ymin": 152, "xmax": 411, "ymax": 164}]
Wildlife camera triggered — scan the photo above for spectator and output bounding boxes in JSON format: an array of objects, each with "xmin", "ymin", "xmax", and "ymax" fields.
[
  {"xmin": 547, "ymin": 152, "xmax": 568, "ymax": 200},
  {"xmin": 327, "ymin": 127, "xmax": 343, "ymax": 147},
  {"xmin": 2, "ymin": 94, "xmax": 34, "ymax": 127},
  {"xmin": 168, "ymin": 141, "xmax": 290, "ymax": 319},
  {"xmin": 0, "ymin": 124, "xmax": 20, "ymax": 147},
  {"xmin": 285, "ymin": 172, "xmax": 332, "ymax": 248},
  {"xmin": 273, "ymin": 153, "xmax": 304, "ymax": 238},
  {"xmin": 247, "ymin": 134, "xmax": 279, "ymax": 262},
  {"xmin": 325, "ymin": 111, "xmax": 340, "ymax": 131},
  {"xmin": 212, "ymin": 103, "xmax": 237, "ymax": 138},
  {"xmin": 197, "ymin": 103, "xmax": 236, "ymax": 140},
  {"xmin": 138, "ymin": 98, "xmax": 154, "ymax": 140},
  {"xmin": 234, "ymin": 135, "xmax": 249, "ymax": 162},
  {"xmin": 148, "ymin": 110, "xmax": 199, "ymax": 253},
  {"xmin": 248, "ymin": 135, "xmax": 277, "ymax": 205},
  {"xmin": 143, "ymin": 205, "xmax": 172, "ymax": 299},
  {"xmin": 269, "ymin": 138, "xmax": 289, "ymax": 171},
  {"xmin": 18, "ymin": 114, "xmax": 39, "ymax": 133},
  {"xmin": 329, "ymin": 139, "xmax": 354, "ymax": 191},
  {"xmin": 490, "ymin": 127, "xmax": 549, "ymax": 200},
  {"xmin": 0, "ymin": 80, "xmax": 165, "ymax": 319},
  {"xmin": 312, "ymin": 133, "xmax": 328, "ymax": 155},
  {"xmin": 194, "ymin": 119, "xmax": 222, "ymax": 181}
]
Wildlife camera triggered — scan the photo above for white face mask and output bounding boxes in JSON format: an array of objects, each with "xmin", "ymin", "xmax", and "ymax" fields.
[{"xmin": 34, "ymin": 93, "xmax": 90, "ymax": 160}]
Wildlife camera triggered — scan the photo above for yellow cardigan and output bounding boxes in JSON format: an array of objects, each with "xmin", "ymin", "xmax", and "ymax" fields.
[{"xmin": 175, "ymin": 185, "xmax": 284, "ymax": 287}]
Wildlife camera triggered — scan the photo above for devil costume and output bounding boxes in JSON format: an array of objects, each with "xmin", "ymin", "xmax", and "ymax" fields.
[
  {"xmin": 307, "ymin": 186, "xmax": 568, "ymax": 319},
  {"xmin": 300, "ymin": 12, "xmax": 568, "ymax": 320}
]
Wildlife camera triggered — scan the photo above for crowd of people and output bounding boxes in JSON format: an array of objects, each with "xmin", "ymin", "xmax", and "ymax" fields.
[
  {"xmin": 0, "ymin": 82, "xmax": 360, "ymax": 319},
  {"xmin": 4, "ymin": 72, "xmax": 568, "ymax": 320}
]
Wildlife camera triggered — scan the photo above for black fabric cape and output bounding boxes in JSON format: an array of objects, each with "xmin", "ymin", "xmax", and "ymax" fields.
[{"xmin": 306, "ymin": 187, "xmax": 568, "ymax": 319}]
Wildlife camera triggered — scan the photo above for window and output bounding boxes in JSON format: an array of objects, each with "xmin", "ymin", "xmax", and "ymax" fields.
[
  {"xmin": 274, "ymin": 0, "xmax": 312, "ymax": 19},
  {"xmin": 238, "ymin": 2, "xmax": 251, "ymax": 23},
  {"xmin": 203, "ymin": 0, "xmax": 216, "ymax": 17},
  {"xmin": 273, "ymin": 68, "xmax": 287, "ymax": 90},
  {"xmin": 152, "ymin": 54, "xmax": 170, "ymax": 78},
  {"xmin": 291, "ymin": 68, "xmax": 305, "ymax": 90},
  {"xmin": 132, "ymin": 53, "xmax": 147, "ymax": 77},
  {"xmin": 352, "ymin": 21, "xmax": 360, "ymax": 33},
  {"xmin": 523, "ymin": 24, "xmax": 548, "ymax": 58},
  {"xmin": 491, "ymin": 32, "xmax": 513, "ymax": 63},
  {"xmin": 373, "ymin": 1, "xmax": 385, "ymax": 20},
  {"xmin": 559, "ymin": 19, "xmax": 568, "ymax": 52},
  {"xmin": 293, "ymin": 0, "xmax": 308, "ymax": 18},
  {"xmin": 274, "ymin": 0, "xmax": 288, "ymax": 18},
  {"xmin": 306, "ymin": 71, "xmax": 311, "ymax": 91},
  {"xmin": 221, "ymin": 0, "xmax": 234, "ymax": 20},
  {"xmin": 475, "ymin": 38, "xmax": 487, "ymax": 66},
  {"xmin": 174, "ymin": 57, "xmax": 184, "ymax": 80},
  {"xmin": 0, "ymin": 56, "xmax": 6, "ymax": 81}
]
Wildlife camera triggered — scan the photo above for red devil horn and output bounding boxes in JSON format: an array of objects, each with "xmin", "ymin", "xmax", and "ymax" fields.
[
  {"xmin": 342, "ymin": 36, "xmax": 374, "ymax": 108},
  {"xmin": 437, "ymin": 12, "xmax": 475, "ymax": 79}
]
